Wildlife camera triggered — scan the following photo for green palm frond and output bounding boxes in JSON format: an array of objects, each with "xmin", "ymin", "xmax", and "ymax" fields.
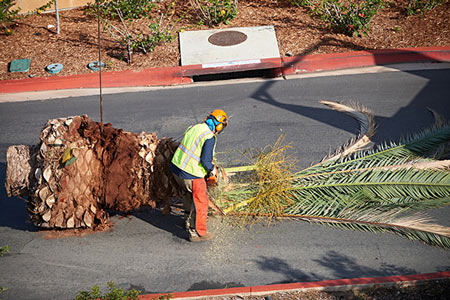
[
  {"xmin": 226, "ymin": 167, "xmax": 450, "ymax": 207},
  {"xmin": 302, "ymin": 123, "xmax": 450, "ymax": 176},
  {"xmin": 215, "ymin": 101, "xmax": 450, "ymax": 248}
]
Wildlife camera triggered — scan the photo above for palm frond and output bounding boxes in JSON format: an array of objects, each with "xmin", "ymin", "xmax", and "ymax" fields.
[
  {"xmin": 215, "ymin": 101, "xmax": 450, "ymax": 248},
  {"xmin": 319, "ymin": 101, "xmax": 376, "ymax": 161},
  {"xmin": 222, "ymin": 159, "xmax": 450, "ymax": 219},
  {"xmin": 301, "ymin": 124, "xmax": 450, "ymax": 176},
  {"xmin": 410, "ymin": 159, "xmax": 450, "ymax": 170},
  {"xmin": 428, "ymin": 108, "xmax": 450, "ymax": 159},
  {"xmin": 429, "ymin": 108, "xmax": 447, "ymax": 128}
]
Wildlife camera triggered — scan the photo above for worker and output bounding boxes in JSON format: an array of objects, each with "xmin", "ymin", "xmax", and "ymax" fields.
[{"xmin": 170, "ymin": 109, "xmax": 228, "ymax": 242}]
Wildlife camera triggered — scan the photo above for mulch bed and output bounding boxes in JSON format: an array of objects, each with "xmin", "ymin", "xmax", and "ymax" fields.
[{"xmin": 1, "ymin": 0, "xmax": 449, "ymax": 81}]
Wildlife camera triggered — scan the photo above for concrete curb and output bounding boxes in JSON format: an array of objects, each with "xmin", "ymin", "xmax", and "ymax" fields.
[
  {"xmin": 140, "ymin": 271, "xmax": 450, "ymax": 300},
  {"xmin": 279, "ymin": 46, "xmax": 450, "ymax": 76},
  {"xmin": 1, "ymin": 46, "xmax": 449, "ymax": 94}
]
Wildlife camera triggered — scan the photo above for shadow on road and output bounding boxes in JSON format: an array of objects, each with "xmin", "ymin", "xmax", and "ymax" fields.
[
  {"xmin": 187, "ymin": 281, "xmax": 245, "ymax": 291},
  {"xmin": 251, "ymin": 38, "xmax": 450, "ymax": 145},
  {"xmin": 0, "ymin": 162, "xmax": 36, "ymax": 232},
  {"xmin": 0, "ymin": 159, "xmax": 189, "ymax": 239},
  {"xmin": 132, "ymin": 205, "xmax": 190, "ymax": 241},
  {"xmin": 313, "ymin": 250, "xmax": 416, "ymax": 279},
  {"xmin": 253, "ymin": 251, "xmax": 417, "ymax": 285},
  {"xmin": 253, "ymin": 256, "xmax": 317, "ymax": 283}
]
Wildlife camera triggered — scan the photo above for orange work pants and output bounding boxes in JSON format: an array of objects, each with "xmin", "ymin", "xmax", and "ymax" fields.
[{"xmin": 192, "ymin": 178, "xmax": 209, "ymax": 236}]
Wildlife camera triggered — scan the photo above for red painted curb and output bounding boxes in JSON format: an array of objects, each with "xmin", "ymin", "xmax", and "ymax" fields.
[
  {"xmin": 1, "ymin": 46, "xmax": 449, "ymax": 94},
  {"xmin": 0, "ymin": 65, "xmax": 191, "ymax": 94},
  {"xmin": 281, "ymin": 46, "xmax": 450, "ymax": 76},
  {"xmin": 139, "ymin": 271, "xmax": 450, "ymax": 299}
]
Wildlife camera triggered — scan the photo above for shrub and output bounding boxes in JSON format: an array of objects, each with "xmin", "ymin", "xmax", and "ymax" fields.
[
  {"xmin": 0, "ymin": 245, "xmax": 8, "ymax": 256},
  {"xmin": 74, "ymin": 281, "xmax": 140, "ymax": 300},
  {"xmin": 296, "ymin": 0, "xmax": 384, "ymax": 37},
  {"xmin": 0, "ymin": 286, "xmax": 7, "ymax": 300},
  {"xmin": 406, "ymin": 0, "xmax": 445, "ymax": 15},
  {"xmin": 189, "ymin": 0, "xmax": 238, "ymax": 26},
  {"xmin": 103, "ymin": 1, "xmax": 177, "ymax": 64},
  {"xmin": 0, "ymin": 0, "xmax": 20, "ymax": 34},
  {"xmin": 34, "ymin": 0, "xmax": 54, "ymax": 15},
  {"xmin": 87, "ymin": 0, "xmax": 155, "ymax": 20},
  {"xmin": 292, "ymin": 0, "xmax": 311, "ymax": 6}
]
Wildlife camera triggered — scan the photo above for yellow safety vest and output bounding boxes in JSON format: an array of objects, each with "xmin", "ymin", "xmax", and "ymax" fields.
[{"xmin": 171, "ymin": 123, "xmax": 216, "ymax": 177}]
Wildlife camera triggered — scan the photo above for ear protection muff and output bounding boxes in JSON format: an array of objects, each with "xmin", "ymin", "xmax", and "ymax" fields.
[
  {"xmin": 215, "ymin": 120, "xmax": 224, "ymax": 133},
  {"xmin": 205, "ymin": 116, "xmax": 225, "ymax": 133}
]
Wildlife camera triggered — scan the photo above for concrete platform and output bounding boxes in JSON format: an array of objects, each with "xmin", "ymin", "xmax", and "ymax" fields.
[{"xmin": 179, "ymin": 26, "xmax": 280, "ymax": 67}]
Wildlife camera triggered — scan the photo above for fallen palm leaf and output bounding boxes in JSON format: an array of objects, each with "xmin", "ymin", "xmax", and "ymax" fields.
[
  {"xmin": 320, "ymin": 100, "xmax": 376, "ymax": 161},
  {"xmin": 214, "ymin": 101, "xmax": 450, "ymax": 248}
]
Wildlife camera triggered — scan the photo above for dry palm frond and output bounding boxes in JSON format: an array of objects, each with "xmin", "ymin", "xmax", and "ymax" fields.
[
  {"xmin": 410, "ymin": 159, "xmax": 450, "ymax": 170},
  {"xmin": 320, "ymin": 100, "xmax": 376, "ymax": 161},
  {"xmin": 428, "ymin": 108, "xmax": 450, "ymax": 160},
  {"xmin": 429, "ymin": 108, "xmax": 447, "ymax": 127},
  {"xmin": 348, "ymin": 159, "xmax": 450, "ymax": 171},
  {"xmin": 217, "ymin": 136, "xmax": 297, "ymax": 221},
  {"xmin": 216, "ymin": 101, "xmax": 450, "ymax": 248}
]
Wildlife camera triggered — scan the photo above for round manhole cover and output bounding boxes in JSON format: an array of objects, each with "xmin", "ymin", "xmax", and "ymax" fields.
[{"xmin": 208, "ymin": 30, "xmax": 247, "ymax": 47}]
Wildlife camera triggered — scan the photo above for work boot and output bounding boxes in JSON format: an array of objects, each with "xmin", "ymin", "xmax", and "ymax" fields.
[{"xmin": 189, "ymin": 229, "xmax": 214, "ymax": 242}]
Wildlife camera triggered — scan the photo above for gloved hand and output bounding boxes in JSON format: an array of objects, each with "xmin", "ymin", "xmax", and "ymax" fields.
[{"xmin": 206, "ymin": 165, "xmax": 218, "ymax": 186}]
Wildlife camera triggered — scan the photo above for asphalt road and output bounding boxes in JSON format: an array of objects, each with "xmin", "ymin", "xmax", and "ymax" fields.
[{"xmin": 1, "ymin": 67, "xmax": 450, "ymax": 300}]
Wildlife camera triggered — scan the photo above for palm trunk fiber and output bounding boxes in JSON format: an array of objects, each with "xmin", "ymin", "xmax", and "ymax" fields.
[{"xmin": 6, "ymin": 115, "xmax": 180, "ymax": 229}]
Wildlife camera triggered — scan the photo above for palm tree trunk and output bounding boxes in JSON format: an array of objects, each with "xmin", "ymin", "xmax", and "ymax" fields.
[{"xmin": 6, "ymin": 116, "xmax": 180, "ymax": 229}]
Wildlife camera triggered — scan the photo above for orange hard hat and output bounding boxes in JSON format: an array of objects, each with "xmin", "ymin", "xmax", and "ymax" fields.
[{"xmin": 206, "ymin": 109, "xmax": 228, "ymax": 134}]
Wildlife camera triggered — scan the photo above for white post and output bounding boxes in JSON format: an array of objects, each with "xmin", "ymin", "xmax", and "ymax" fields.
[{"xmin": 55, "ymin": 0, "xmax": 60, "ymax": 34}]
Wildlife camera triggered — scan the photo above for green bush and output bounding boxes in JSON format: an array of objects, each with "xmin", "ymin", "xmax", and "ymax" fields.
[
  {"xmin": 74, "ymin": 281, "xmax": 140, "ymax": 300},
  {"xmin": 87, "ymin": 0, "xmax": 155, "ymax": 20},
  {"xmin": 0, "ymin": 286, "xmax": 7, "ymax": 300},
  {"xmin": 406, "ymin": 0, "xmax": 445, "ymax": 15},
  {"xmin": 0, "ymin": 245, "xmax": 9, "ymax": 256},
  {"xmin": 133, "ymin": 22, "xmax": 175, "ymax": 54},
  {"xmin": 189, "ymin": 0, "xmax": 238, "ymax": 26},
  {"xmin": 34, "ymin": 0, "xmax": 54, "ymax": 15},
  {"xmin": 0, "ymin": 0, "xmax": 55, "ymax": 35},
  {"xmin": 292, "ymin": 0, "xmax": 311, "ymax": 6},
  {"xmin": 0, "ymin": 0, "xmax": 20, "ymax": 34},
  {"xmin": 103, "ymin": 1, "xmax": 177, "ymax": 64},
  {"xmin": 296, "ymin": 0, "xmax": 384, "ymax": 37}
]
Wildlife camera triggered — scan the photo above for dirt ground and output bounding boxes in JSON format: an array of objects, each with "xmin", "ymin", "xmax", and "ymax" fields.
[{"xmin": 1, "ymin": 0, "xmax": 449, "ymax": 81}]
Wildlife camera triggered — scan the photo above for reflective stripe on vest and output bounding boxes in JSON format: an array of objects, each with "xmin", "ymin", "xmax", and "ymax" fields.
[{"xmin": 171, "ymin": 123, "xmax": 215, "ymax": 177}]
